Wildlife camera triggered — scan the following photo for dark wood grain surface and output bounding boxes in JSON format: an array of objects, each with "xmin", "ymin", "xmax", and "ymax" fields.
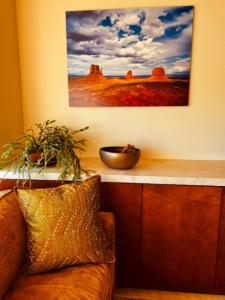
[
  {"xmin": 0, "ymin": 179, "xmax": 63, "ymax": 190},
  {"xmin": 215, "ymin": 188, "xmax": 225, "ymax": 293},
  {"xmin": 142, "ymin": 184, "xmax": 222, "ymax": 292},
  {"xmin": 100, "ymin": 182, "xmax": 143, "ymax": 288}
]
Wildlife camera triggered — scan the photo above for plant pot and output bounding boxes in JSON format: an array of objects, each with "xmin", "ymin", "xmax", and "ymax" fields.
[
  {"xmin": 28, "ymin": 152, "xmax": 42, "ymax": 162},
  {"xmin": 28, "ymin": 152, "xmax": 57, "ymax": 167}
]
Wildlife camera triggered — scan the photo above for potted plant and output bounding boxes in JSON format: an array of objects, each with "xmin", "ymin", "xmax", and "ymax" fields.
[{"xmin": 0, "ymin": 120, "xmax": 89, "ymax": 183}]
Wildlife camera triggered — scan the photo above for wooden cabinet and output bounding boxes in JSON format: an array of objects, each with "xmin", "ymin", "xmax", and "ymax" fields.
[
  {"xmin": 142, "ymin": 184, "xmax": 222, "ymax": 293},
  {"xmin": 215, "ymin": 188, "xmax": 225, "ymax": 293},
  {"xmin": 100, "ymin": 182, "xmax": 223, "ymax": 293},
  {"xmin": 100, "ymin": 182, "xmax": 142, "ymax": 288},
  {"xmin": 0, "ymin": 179, "xmax": 61, "ymax": 190}
]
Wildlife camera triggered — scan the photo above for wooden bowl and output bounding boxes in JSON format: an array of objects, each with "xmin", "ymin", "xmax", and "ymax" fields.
[{"xmin": 99, "ymin": 146, "xmax": 140, "ymax": 170}]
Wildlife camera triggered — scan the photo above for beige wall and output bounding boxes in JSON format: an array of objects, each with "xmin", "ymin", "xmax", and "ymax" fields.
[
  {"xmin": 0, "ymin": 0, "xmax": 23, "ymax": 148},
  {"xmin": 16, "ymin": 0, "xmax": 225, "ymax": 159}
]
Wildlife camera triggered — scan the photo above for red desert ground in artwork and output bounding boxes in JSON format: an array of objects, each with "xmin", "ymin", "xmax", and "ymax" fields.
[{"xmin": 68, "ymin": 65, "xmax": 190, "ymax": 106}]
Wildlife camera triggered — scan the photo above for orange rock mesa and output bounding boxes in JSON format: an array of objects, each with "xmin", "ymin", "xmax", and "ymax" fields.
[
  {"xmin": 126, "ymin": 70, "xmax": 133, "ymax": 79},
  {"xmin": 149, "ymin": 67, "xmax": 172, "ymax": 82},
  {"xmin": 85, "ymin": 64, "xmax": 106, "ymax": 80}
]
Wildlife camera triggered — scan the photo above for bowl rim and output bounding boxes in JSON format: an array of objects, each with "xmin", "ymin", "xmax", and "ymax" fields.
[{"xmin": 99, "ymin": 146, "xmax": 140, "ymax": 154}]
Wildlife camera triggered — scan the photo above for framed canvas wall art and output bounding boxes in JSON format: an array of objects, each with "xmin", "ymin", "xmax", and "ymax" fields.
[{"xmin": 66, "ymin": 6, "xmax": 194, "ymax": 106}]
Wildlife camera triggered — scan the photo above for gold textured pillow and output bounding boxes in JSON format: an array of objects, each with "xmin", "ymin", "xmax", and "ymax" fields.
[{"xmin": 17, "ymin": 176, "xmax": 113, "ymax": 274}]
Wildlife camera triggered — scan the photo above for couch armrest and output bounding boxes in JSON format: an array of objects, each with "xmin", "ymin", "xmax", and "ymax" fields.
[
  {"xmin": 98, "ymin": 212, "xmax": 115, "ymax": 255},
  {"xmin": 0, "ymin": 191, "xmax": 26, "ymax": 299}
]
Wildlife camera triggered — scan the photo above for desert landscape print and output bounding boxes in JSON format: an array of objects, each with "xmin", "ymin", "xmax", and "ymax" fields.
[{"xmin": 66, "ymin": 6, "xmax": 193, "ymax": 106}]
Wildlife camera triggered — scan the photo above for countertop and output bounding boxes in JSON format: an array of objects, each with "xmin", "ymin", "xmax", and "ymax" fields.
[{"xmin": 0, "ymin": 158, "xmax": 225, "ymax": 186}]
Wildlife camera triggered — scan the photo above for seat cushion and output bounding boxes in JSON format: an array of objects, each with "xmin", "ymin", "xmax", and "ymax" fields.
[{"xmin": 5, "ymin": 263, "xmax": 114, "ymax": 300}]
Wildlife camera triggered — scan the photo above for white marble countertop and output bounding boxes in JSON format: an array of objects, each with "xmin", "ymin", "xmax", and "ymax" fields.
[{"xmin": 0, "ymin": 157, "xmax": 225, "ymax": 186}]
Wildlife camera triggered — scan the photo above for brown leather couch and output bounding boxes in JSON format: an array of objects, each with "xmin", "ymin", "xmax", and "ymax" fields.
[{"xmin": 0, "ymin": 191, "xmax": 115, "ymax": 300}]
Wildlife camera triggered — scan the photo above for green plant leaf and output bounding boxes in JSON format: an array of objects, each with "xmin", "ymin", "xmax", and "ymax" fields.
[{"xmin": 0, "ymin": 120, "xmax": 90, "ymax": 184}]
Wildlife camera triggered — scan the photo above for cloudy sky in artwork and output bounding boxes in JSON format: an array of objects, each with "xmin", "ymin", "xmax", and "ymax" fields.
[{"xmin": 66, "ymin": 6, "xmax": 193, "ymax": 77}]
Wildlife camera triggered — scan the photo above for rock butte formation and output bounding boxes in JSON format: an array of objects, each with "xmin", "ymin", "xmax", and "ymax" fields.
[
  {"xmin": 85, "ymin": 64, "xmax": 106, "ymax": 80},
  {"xmin": 126, "ymin": 70, "xmax": 133, "ymax": 79},
  {"xmin": 149, "ymin": 66, "xmax": 172, "ymax": 82},
  {"xmin": 153, "ymin": 67, "xmax": 165, "ymax": 76},
  {"xmin": 90, "ymin": 64, "xmax": 102, "ymax": 74}
]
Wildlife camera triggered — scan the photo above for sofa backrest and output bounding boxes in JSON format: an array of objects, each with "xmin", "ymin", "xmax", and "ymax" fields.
[{"xmin": 0, "ymin": 191, "xmax": 26, "ymax": 299}]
